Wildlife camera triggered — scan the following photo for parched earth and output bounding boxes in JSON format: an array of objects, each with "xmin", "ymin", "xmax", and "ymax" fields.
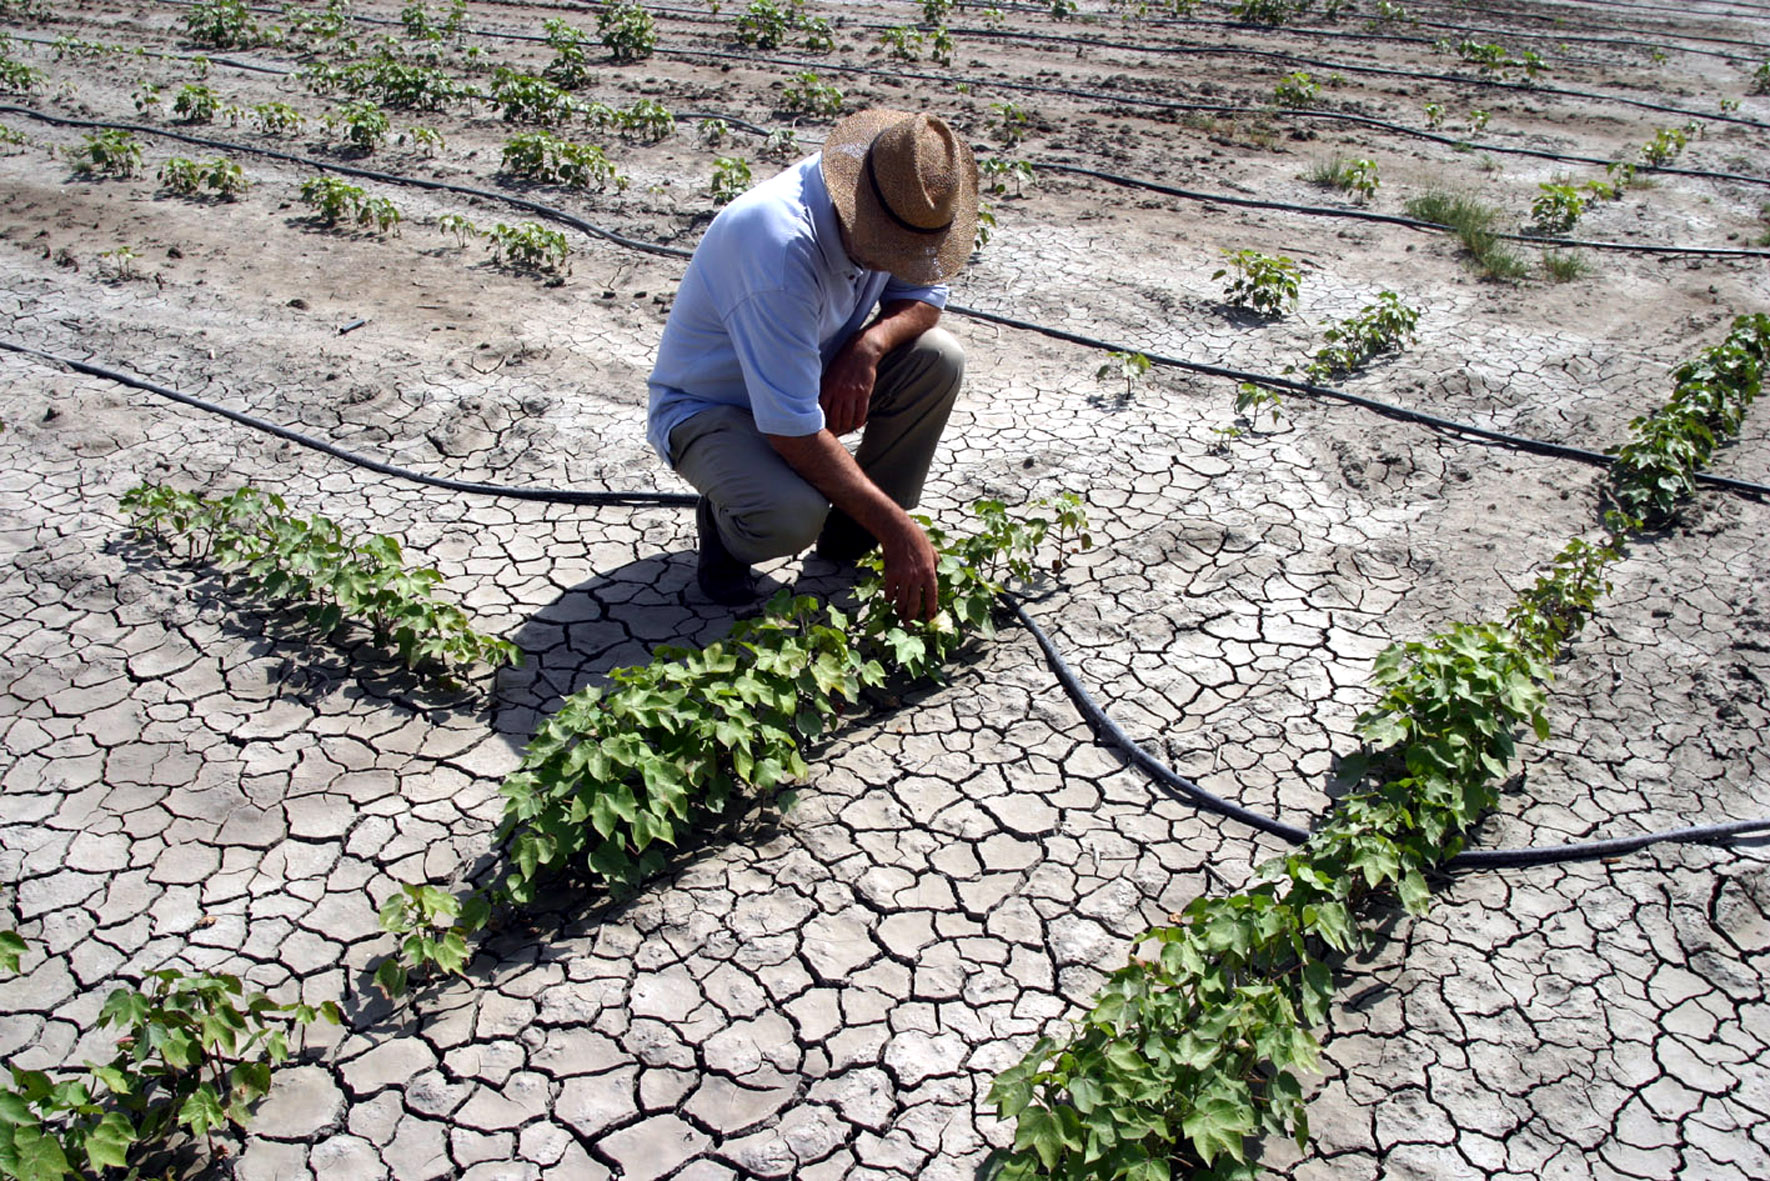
[{"xmin": 2, "ymin": 1, "xmax": 1769, "ymax": 1179}]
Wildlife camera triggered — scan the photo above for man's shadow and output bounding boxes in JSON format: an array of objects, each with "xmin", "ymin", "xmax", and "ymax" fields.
[{"xmin": 493, "ymin": 547, "xmax": 859, "ymax": 742}]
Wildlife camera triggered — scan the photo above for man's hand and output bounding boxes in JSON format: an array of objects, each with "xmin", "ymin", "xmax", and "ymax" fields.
[
  {"xmin": 819, "ymin": 335, "xmax": 879, "ymax": 436},
  {"xmin": 880, "ymin": 519, "xmax": 940, "ymax": 624}
]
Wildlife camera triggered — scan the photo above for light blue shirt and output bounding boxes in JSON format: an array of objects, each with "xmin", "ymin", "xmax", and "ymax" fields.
[{"xmin": 646, "ymin": 156, "xmax": 947, "ymax": 464}]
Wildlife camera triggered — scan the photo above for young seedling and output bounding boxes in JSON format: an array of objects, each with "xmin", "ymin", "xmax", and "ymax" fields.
[
  {"xmin": 972, "ymin": 203, "xmax": 998, "ymax": 253},
  {"xmin": 880, "ymin": 25, "xmax": 924, "ymax": 62},
  {"xmin": 488, "ymin": 221, "xmax": 571, "ymax": 275},
  {"xmin": 325, "ymin": 100, "xmax": 391, "ymax": 153},
  {"xmin": 70, "ymin": 130, "xmax": 143, "ymax": 178},
  {"xmin": 1422, "ymin": 101, "xmax": 1445, "ymax": 129},
  {"xmin": 299, "ymin": 176, "xmax": 402, "ymax": 233},
  {"xmin": 435, "ymin": 212, "xmax": 480, "ymax": 246},
  {"xmin": 489, "ymin": 68, "xmax": 579, "ymax": 125},
  {"xmin": 1213, "ymin": 249, "xmax": 1302, "ymax": 316},
  {"xmin": 760, "ymin": 127, "xmax": 800, "ymax": 161},
  {"xmin": 1304, "ymin": 157, "xmax": 1377, "ymax": 202},
  {"xmin": 131, "ymin": 81, "xmax": 163, "ymax": 115},
  {"xmin": 542, "ymin": 17, "xmax": 595, "ymax": 89},
  {"xmin": 1273, "ymin": 71, "xmax": 1319, "ymax": 109},
  {"xmin": 171, "ymin": 83, "xmax": 220, "ymax": 123},
  {"xmin": 613, "ymin": 98, "xmax": 675, "ymax": 142},
  {"xmin": 1640, "ymin": 126, "xmax": 1689, "ymax": 167},
  {"xmin": 1530, "ymin": 182, "xmax": 1585, "ymax": 235},
  {"xmin": 710, "ymin": 155, "xmax": 753, "ymax": 204},
  {"xmin": 97, "ymin": 246, "xmax": 142, "ymax": 281},
  {"xmin": 699, "ymin": 118, "xmax": 730, "ymax": 147},
  {"xmin": 1096, "ymin": 350, "xmax": 1151, "ymax": 398},
  {"xmin": 501, "ymin": 131, "xmax": 627, "ymax": 190},
  {"xmin": 800, "ymin": 16, "xmax": 836, "ymax": 53},
  {"xmin": 158, "ymin": 155, "xmax": 249, "ymax": 200},
  {"xmin": 781, "ymin": 72, "xmax": 843, "ymax": 118},
  {"xmin": 183, "ymin": 0, "xmax": 263, "ymax": 49},
  {"xmin": 250, "ymin": 100, "xmax": 304, "ymax": 135},
  {"xmin": 1295, "ymin": 292, "xmax": 1421, "ymax": 382},
  {"xmin": 1235, "ymin": 380, "xmax": 1285, "ymax": 427},
  {"xmin": 989, "ymin": 101, "xmax": 1030, "ymax": 148},
  {"xmin": 736, "ymin": 0, "xmax": 798, "ymax": 50},
  {"xmin": 597, "ymin": 2, "xmax": 657, "ymax": 63},
  {"xmin": 980, "ymin": 158, "xmax": 1035, "ymax": 197}
]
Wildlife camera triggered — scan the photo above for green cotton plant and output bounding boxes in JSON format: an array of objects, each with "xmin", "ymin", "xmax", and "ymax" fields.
[
  {"xmin": 542, "ymin": 17, "xmax": 595, "ymax": 89},
  {"xmin": 1606, "ymin": 314, "xmax": 1769, "ymax": 524},
  {"xmin": 736, "ymin": 0, "xmax": 800, "ymax": 50},
  {"xmin": 120, "ymin": 484, "xmax": 518, "ymax": 679},
  {"xmin": 1272, "ymin": 71, "xmax": 1318, "ymax": 109},
  {"xmin": 781, "ymin": 72, "xmax": 843, "ymax": 118},
  {"xmin": 298, "ymin": 176, "xmax": 402, "ymax": 233},
  {"xmin": 1095, "ymin": 351, "xmax": 1151, "ymax": 398},
  {"xmin": 157, "ymin": 156, "xmax": 249, "ymax": 200},
  {"xmin": 1295, "ymin": 292, "xmax": 1421, "ymax": 382},
  {"xmin": 597, "ymin": 2, "xmax": 657, "ymax": 63},
  {"xmin": 70, "ymin": 130, "xmax": 143, "ymax": 178},
  {"xmin": 0, "ymin": 940, "xmax": 339, "ymax": 1180},
  {"xmin": 376, "ymin": 497, "xmax": 1091, "ymax": 992},
  {"xmin": 1530, "ymin": 183, "xmax": 1585, "ymax": 235},
  {"xmin": 987, "ymin": 313, "xmax": 1769, "ymax": 1181},
  {"xmin": 1213, "ymin": 249, "xmax": 1301, "ymax": 316},
  {"xmin": 709, "ymin": 155, "xmax": 752, "ymax": 204},
  {"xmin": 501, "ymin": 131, "xmax": 627, "ymax": 191},
  {"xmin": 489, "ymin": 68, "xmax": 578, "ymax": 125},
  {"xmin": 611, "ymin": 98, "xmax": 675, "ymax": 142},
  {"xmin": 487, "ymin": 222, "xmax": 571, "ymax": 275}
]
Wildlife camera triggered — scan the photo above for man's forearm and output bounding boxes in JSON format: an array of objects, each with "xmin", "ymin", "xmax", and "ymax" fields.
[
  {"xmin": 764, "ymin": 429, "xmax": 915, "ymax": 546},
  {"xmin": 851, "ymin": 299, "xmax": 941, "ymax": 363}
]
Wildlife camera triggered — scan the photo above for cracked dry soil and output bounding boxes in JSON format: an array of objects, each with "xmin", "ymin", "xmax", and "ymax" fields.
[{"xmin": 1, "ymin": 1, "xmax": 1768, "ymax": 1179}]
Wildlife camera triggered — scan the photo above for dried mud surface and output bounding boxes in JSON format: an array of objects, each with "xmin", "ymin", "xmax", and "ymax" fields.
[{"xmin": 2, "ymin": 1, "xmax": 1769, "ymax": 1179}]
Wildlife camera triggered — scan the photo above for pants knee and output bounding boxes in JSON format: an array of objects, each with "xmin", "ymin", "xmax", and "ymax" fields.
[{"xmin": 722, "ymin": 485, "xmax": 828, "ymax": 562}]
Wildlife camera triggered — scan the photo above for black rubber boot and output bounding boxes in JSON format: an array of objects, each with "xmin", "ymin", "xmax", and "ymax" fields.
[
  {"xmin": 815, "ymin": 509, "xmax": 879, "ymax": 564},
  {"xmin": 696, "ymin": 497, "xmax": 758, "ymax": 605}
]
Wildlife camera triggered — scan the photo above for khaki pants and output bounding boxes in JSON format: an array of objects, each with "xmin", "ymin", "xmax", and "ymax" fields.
[{"xmin": 667, "ymin": 327, "xmax": 963, "ymax": 565}]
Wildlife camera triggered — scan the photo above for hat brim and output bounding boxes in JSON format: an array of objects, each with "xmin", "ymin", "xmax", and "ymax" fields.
[{"xmin": 822, "ymin": 109, "xmax": 978, "ymax": 286}]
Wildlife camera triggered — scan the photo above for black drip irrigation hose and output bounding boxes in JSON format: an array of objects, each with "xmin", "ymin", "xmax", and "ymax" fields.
[
  {"xmin": 10, "ymin": 99, "xmax": 1766, "ymax": 261},
  {"xmin": 0, "ymin": 340, "xmax": 696, "ymax": 507},
  {"xmin": 6, "ymin": 102, "xmax": 1770, "ymax": 502},
  {"xmin": 4, "ymin": 337, "xmax": 1765, "ymax": 872},
  {"xmin": 1045, "ymin": 161, "xmax": 1770, "ymax": 258}
]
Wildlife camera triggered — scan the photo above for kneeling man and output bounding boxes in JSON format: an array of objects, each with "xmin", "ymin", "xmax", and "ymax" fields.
[{"xmin": 646, "ymin": 108, "xmax": 978, "ymax": 622}]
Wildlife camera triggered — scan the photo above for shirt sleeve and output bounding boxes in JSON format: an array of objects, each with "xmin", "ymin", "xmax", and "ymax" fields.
[
  {"xmin": 722, "ymin": 286, "xmax": 828, "ymax": 438},
  {"xmin": 881, "ymin": 278, "xmax": 948, "ymax": 310}
]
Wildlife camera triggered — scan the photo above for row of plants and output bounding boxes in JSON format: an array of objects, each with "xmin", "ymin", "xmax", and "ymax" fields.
[
  {"xmin": 375, "ymin": 495, "xmax": 1092, "ymax": 995},
  {"xmin": 0, "ymin": 932, "xmax": 339, "ymax": 1181},
  {"xmin": 984, "ymin": 311, "xmax": 1768, "ymax": 1179},
  {"xmin": 121, "ymin": 484, "xmax": 519, "ymax": 681}
]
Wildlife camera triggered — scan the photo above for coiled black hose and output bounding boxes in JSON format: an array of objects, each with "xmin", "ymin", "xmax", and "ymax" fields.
[{"xmin": 4, "ymin": 338, "xmax": 1768, "ymax": 872}]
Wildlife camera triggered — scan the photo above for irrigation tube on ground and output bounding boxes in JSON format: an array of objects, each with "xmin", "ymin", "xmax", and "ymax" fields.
[{"xmin": 5, "ymin": 337, "xmax": 1768, "ymax": 874}]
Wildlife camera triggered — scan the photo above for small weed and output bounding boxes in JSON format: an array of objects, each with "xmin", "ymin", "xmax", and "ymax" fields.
[
  {"xmin": 1304, "ymin": 156, "xmax": 1378, "ymax": 202},
  {"xmin": 1405, "ymin": 190, "xmax": 1526, "ymax": 280},
  {"xmin": 1540, "ymin": 249, "xmax": 1589, "ymax": 282},
  {"xmin": 710, "ymin": 155, "xmax": 752, "ymax": 204},
  {"xmin": 1213, "ymin": 248, "xmax": 1302, "ymax": 316}
]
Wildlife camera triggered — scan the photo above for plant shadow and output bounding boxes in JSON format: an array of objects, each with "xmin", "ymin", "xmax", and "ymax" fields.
[{"xmin": 107, "ymin": 535, "xmax": 490, "ymax": 718}]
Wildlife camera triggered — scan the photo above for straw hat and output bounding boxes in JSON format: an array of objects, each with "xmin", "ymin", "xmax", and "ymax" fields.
[{"xmin": 821, "ymin": 109, "xmax": 978, "ymax": 285}]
